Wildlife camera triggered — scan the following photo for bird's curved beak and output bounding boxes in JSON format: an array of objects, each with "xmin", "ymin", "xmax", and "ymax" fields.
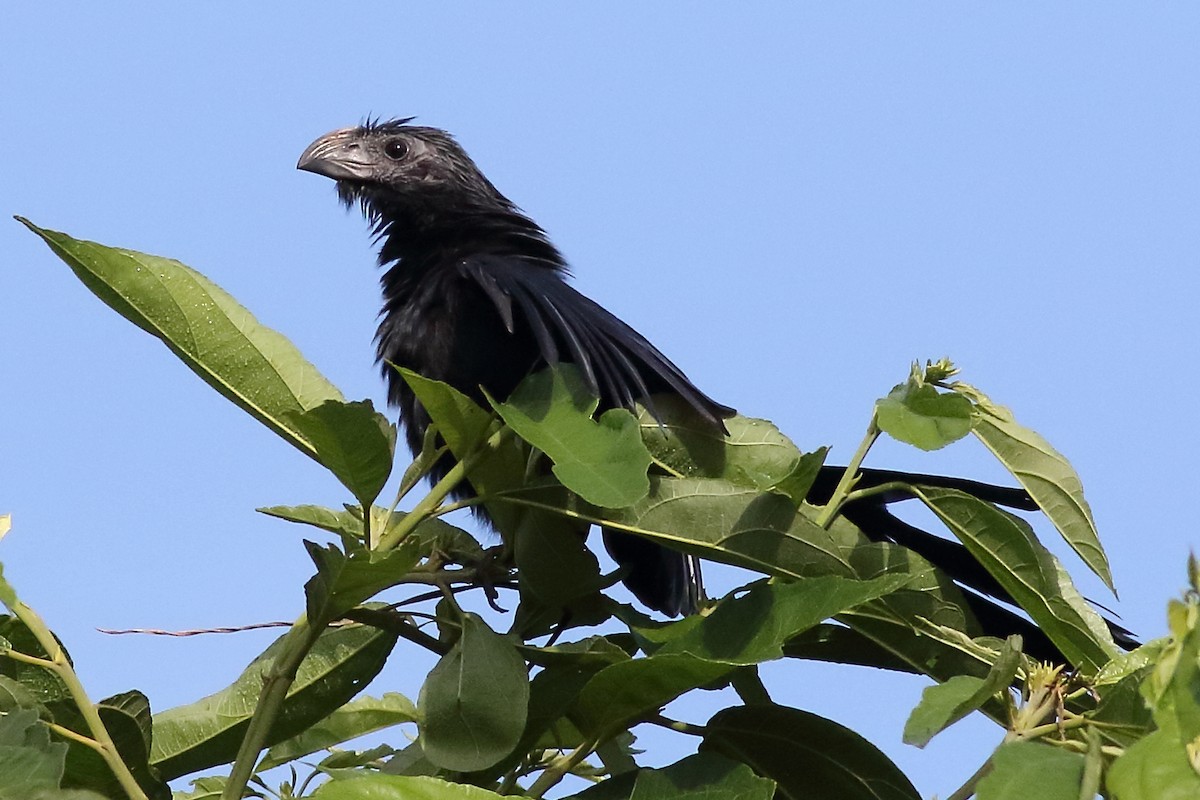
[{"xmin": 297, "ymin": 128, "xmax": 373, "ymax": 181}]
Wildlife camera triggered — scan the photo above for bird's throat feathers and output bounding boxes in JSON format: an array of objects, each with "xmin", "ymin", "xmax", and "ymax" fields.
[{"xmin": 337, "ymin": 178, "xmax": 568, "ymax": 277}]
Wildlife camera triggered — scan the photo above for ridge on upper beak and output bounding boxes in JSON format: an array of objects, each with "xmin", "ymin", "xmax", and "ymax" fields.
[{"xmin": 298, "ymin": 128, "xmax": 374, "ymax": 181}]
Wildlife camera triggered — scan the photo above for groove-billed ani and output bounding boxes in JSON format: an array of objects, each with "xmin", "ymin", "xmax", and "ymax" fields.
[{"xmin": 297, "ymin": 119, "xmax": 1134, "ymax": 651}]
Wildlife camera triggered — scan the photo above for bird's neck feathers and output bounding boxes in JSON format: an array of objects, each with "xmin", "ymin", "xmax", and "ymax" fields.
[{"xmin": 341, "ymin": 182, "xmax": 568, "ymax": 279}]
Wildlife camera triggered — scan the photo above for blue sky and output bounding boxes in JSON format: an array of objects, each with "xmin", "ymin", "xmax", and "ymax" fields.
[{"xmin": 3, "ymin": 5, "xmax": 1198, "ymax": 796}]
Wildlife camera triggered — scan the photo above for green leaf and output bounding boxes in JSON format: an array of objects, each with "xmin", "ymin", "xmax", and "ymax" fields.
[
  {"xmin": 398, "ymin": 370, "xmax": 494, "ymax": 457},
  {"xmin": 975, "ymin": 741, "xmax": 1084, "ymax": 800},
  {"xmin": 1142, "ymin": 598, "xmax": 1200, "ymax": 742},
  {"xmin": 0, "ymin": 563, "xmax": 18, "ymax": 609},
  {"xmin": 0, "ymin": 616, "xmax": 71, "ymax": 706},
  {"xmin": 150, "ymin": 621, "xmax": 397, "ymax": 780},
  {"xmin": 636, "ymin": 397, "xmax": 823, "ymax": 498},
  {"xmin": 876, "ymin": 382, "xmax": 972, "ymax": 452},
  {"xmin": 494, "ymin": 365, "xmax": 652, "ymax": 508},
  {"xmin": 971, "ymin": 401, "xmax": 1114, "ymax": 593},
  {"xmin": 0, "ymin": 708, "xmax": 67, "ymax": 797},
  {"xmin": 1107, "ymin": 727, "xmax": 1200, "ymax": 800},
  {"xmin": 312, "ymin": 774, "xmax": 506, "ymax": 799},
  {"xmin": 286, "ymin": 401, "xmax": 396, "ymax": 509},
  {"xmin": 259, "ymin": 505, "xmax": 483, "ymax": 562},
  {"xmin": 380, "ymin": 742, "xmax": 439, "ymax": 777},
  {"xmin": 19, "ymin": 219, "xmax": 345, "ymax": 463},
  {"xmin": 399, "ymin": 370, "xmax": 527, "ymax": 530},
  {"xmin": 173, "ymin": 776, "xmax": 227, "ymax": 799},
  {"xmin": 700, "ymin": 705, "xmax": 920, "ymax": 800},
  {"xmin": 463, "ymin": 641, "xmax": 631, "ymax": 785},
  {"xmin": 782, "ymin": 624, "xmax": 919, "ymax": 674},
  {"xmin": 417, "ymin": 613, "xmax": 529, "ymax": 771},
  {"xmin": 902, "ymin": 635, "xmax": 1022, "ymax": 747},
  {"xmin": 513, "ymin": 505, "xmax": 605, "ymax": 607},
  {"xmin": 591, "ymin": 480, "xmax": 1019, "ymax": 690},
  {"xmin": 912, "ymin": 486, "xmax": 1117, "ymax": 671},
  {"xmin": 653, "ymin": 575, "xmax": 910, "ymax": 666},
  {"xmin": 518, "ymin": 635, "xmax": 634, "ymax": 669},
  {"xmin": 774, "ymin": 448, "xmax": 830, "ymax": 506},
  {"xmin": 1088, "ymin": 666, "xmax": 1155, "ymax": 748},
  {"xmin": 58, "ymin": 690, "xmax": 167, "ymax": 800},
  {"xmin": 600, "ymin": 477, "xmax": 854, "ymax": 580},
  {"xmin": 303, "ymin": 540, "xmax": 423, "ymax": 624},
  {"xmin": 259, "ymin": 692, "xmax": 418, "ymax": 771},
  {"xmin": 0, "ymin": 675, "xmax": 42, "ymax": 711},
  {"xmin": 568, "ymin": 753, "xmax": 774, "ymax": 800},
  {"xmin": 628, "ymin": 753, "xmax": 774, "ymax": 800},
  {"xmin": 571, "ymin": 654, "xmax": 732, "ymax": 739}
]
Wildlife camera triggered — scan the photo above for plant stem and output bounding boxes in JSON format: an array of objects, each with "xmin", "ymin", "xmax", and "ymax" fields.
[
  {"xmin": 648, "ymin": 714, "xmax": 707, "ymax": 737},
  {"xmin": 945, "ymin": 756, "xmax": 994, "ymax": 800},
  {"xmin": 839, "ymin": 481, "xmax": 914, "ymax": 507},
  {"xmin": 816, "ymin": 416, "xmax": 880, "ymax": 528},
  {"xmin": 9, "ymin": 599, "xmax": 149, "ymax": 800},
  {"xmin": 730, "ymin": 667, "xmax": 772, "ymax": 705},
  {"xmin": 526, "ymin": 738, "xmax": 599, "ymax": 799},
  {"xmin": 221, "ymin": 615, "xmax": 322, "ymax": 800},
  {"xmin": 343, "ymin": 607, "xmax": 451, "ymax": 656},
  {"xmin": 377, "ymin": 426, "xmax": 511, "ymax": 553},
  {"xmin": 362, "ymin": 501, "xmax": 376, "ymax": 550}
]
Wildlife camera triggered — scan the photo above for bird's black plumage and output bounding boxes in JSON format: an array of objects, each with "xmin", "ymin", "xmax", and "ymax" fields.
[
  {"xmin": 298, "ymin": 119, "xmax": 729, "ymax": 614},
  {"xmin": 297, "ymin": 120, "xmax": 1136, "ymax": 651}
]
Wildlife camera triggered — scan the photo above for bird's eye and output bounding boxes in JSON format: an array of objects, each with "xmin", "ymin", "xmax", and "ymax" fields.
[{"xmin": 384, "ymin": 139, "xmax": 410, "ymax": 160}]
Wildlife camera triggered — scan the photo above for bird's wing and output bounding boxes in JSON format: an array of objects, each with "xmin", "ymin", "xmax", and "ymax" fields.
[{"xmin": 460, "ymin": 255, "xmax": 734, "ymax": 430}]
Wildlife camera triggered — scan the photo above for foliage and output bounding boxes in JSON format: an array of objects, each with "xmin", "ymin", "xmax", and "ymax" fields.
[{"xmin": 1, "ymin": 219, "xmax": 1194, "ymax": 798}]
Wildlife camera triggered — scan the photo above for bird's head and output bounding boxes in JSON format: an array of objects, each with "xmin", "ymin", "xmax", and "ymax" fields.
[{"xmin": 298, "ymin": 118, "xmax": 510, "ymax": 220}]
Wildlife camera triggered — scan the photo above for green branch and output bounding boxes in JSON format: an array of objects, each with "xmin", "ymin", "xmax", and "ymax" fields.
[
  {"xmin": 816, "ymin": 415, "xmax": 880, "ymax": 528},
  {"xmin": 4, "ymin": 598, "xmax": 149, "ymax": 800}
]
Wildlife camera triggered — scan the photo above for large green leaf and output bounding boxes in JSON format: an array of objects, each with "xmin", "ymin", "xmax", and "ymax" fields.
[
  {"xmin": 877, "ymin": 382, "xmax": 972, "ymax": 451},
  {"xmin": 636, "ymin": 397, "xmax": 823, "ymax": 500},
  {"xmin": 286, "ymin": 401, "xmax": 396, "ymax": 509},
  {"xmin": 650, "ymin": 575, "xmax": 910, "ymax": 666},
  {"xmin": 312, "ymin": 774, "xmax": 506, "ymax": 799},
  {"xmin": 975, "ymin": 741, "xmax": 1084, "ymax": 800},
  {"xmin": 1107, "ymin": 725, "xmax": 1200, "ymax": 800},
  {"xmin": 700, "ymin": 705, "xmax": 920, "ymax": 800},
  {"xmin": 902, "ymin": 636, "xmax": 1021, "ymax": 748},
  {"xmin": 0, "ymin": 616, "xmax": 71, "ymax": 707},
  {"xmin": 20, "ymin": 219, "xmax": 345, "ymax": 463},
  {"xmin": 971, "ymin": 402, "xmax": 1114, "ymax": 592},
  {"xmin": 570, "ymin": 654, "xmax": 731, "ymax": 739},
  {"xmin": 494, "ymin": 366, "xmax": 652, "ymax": 508},
  {"xmin": 569, "ymin": 753, "xmax": 775, "ymax": 800},
  {"xmin": 57, "ymin": 690, "xmax": 168, "ymax": 800},
  {"xmin": 513, "ymin": 507, "xmax": 606, "ymax": 607},
  {"xmin": 782, "ymin": 624, "xmax": 919, "ymax": 674},
  {"xmin": 417, "ymin": 613, "xmax": 529, "ymax": 772},
  {"xmin": 586, "ymin": 481, "xmax": 1015, "ymax": 689},
  {"xmin": 150, "ymin": 622, "xmax": 396, "ymax": 780},
  {"xmin": 0, "ymin": 708, "xmax": 67, "ymax": 797},
  {"xmin": 912, "ymin": 486, "xmax": 1117, "ymax": 671},
  {"xmin": 599, "ymin": 477, "xmax": 853, "ymax": 579},
  {"xmin": 460, "ymin": 642, "xmax": 625, "ymax": 786},
  {"xmin": 259, "ymin": 692, "xmax": 418, "ymax": 771}
]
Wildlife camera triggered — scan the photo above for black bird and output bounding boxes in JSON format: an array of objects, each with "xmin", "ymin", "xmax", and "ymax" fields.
[
  {"xmin": 298, "ymin": 118, "xmax": 729, "ymax": 615},
  {"xmin": 296, "ymin": 119, "xmax": 1133, "ymax": 652}
]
